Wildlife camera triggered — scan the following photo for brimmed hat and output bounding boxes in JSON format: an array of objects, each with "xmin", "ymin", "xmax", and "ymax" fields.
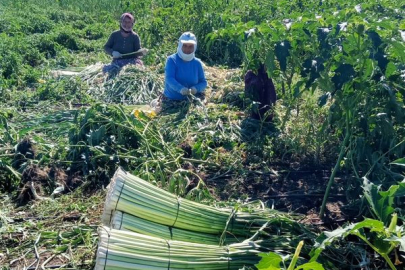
[{"xmin": 179, "ymin": 32, "xmax": 197, "ymax": 44}]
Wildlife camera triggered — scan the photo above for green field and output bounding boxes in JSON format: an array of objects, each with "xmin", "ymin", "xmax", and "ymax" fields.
[{"xmin": 1, "ymin": 0, "xmax": 404, "ymax": 269}]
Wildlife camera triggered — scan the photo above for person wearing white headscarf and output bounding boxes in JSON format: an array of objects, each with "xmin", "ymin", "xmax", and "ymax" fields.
[{"xmin": 163, "ymin": 32, "xmax": 207, "ymax": 100}]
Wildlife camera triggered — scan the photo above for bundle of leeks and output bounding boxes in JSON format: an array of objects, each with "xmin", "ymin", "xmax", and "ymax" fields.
[
  {"xmin": 102, "ymin": 168, "xmax": 282, "ymax": 237},
  {"xmin": 95, "ymin": 226, "xmax": 262, "ymax": 270},
  {"xmin": 111, "ymin": 211, "xmax": 239, "ymax": 245}
]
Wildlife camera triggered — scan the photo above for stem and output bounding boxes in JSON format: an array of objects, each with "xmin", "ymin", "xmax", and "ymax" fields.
[
  {"xmin": 287, "ymin": 241, "xmax": 304, "ymax": 270},
  {"xmin": 180, "ymin": 157, "xmax": 219, "ymax": 167},
  {"xmin": 5, "ymin": 165, "xmax": 21, "ymax": 179},
  {"xmin": 355, "ymin": 233, "xmax": 397, "ymax": 270},
  {"xmin": 319, "ymin": 119, "xmax": 350, "ymax": 218},
  {"xmin": 365, "ymin": 138, "xmax": 405, "ymax": 177},
  {"xmin": 280, "ymin": 105, "xmax": 292, "ymax": 131},
  {"xmin": 381, "ymin": 254, "xmax": 397, "ymax": 270},
  {"xmin": 0, "ymin": 154, "xmax": 14, "ymax": 157},
  {"xmin": 350, "ymin": 149, "xmax": 360, "ymax": 179}
]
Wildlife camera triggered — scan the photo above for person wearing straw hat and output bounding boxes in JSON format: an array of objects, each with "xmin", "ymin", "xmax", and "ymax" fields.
[
  {"xmin": 103, "ymin": 13, "xmax": 147, "ymax": 72},
  {"xmin": 162, "ymin": 32, "xmax": 207, "ymax": 101}
]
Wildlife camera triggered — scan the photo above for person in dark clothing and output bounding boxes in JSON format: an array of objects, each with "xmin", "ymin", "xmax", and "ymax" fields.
[
  {"xmin": 103, "ymin": 13, "xmax": 147, "ymax": 72},
  {"xmin": 244, "ymin": 64, "xmax": 277, "ymax": 122}
]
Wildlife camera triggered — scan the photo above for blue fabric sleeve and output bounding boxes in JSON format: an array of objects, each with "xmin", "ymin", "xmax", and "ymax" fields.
[
  {"xmin": 165, "ymin": 57, "xmax": 185, "ymax": 93},
  {"xmin": 193, "ymin": 62, "xmax": 207, "ymax": 92}
]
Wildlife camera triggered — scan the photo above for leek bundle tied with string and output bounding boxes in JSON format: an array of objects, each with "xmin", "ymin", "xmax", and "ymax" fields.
[
  {"xmin": 102, "ymin": 168, "xmax": 283, "ymax": 237},
  {"xmin": 95, "ymin": 226, "xmax": 262, "ymax": 270},
  {"xmin": 111, "ymin": 211, "xmax": 239, "ymax": 245}
]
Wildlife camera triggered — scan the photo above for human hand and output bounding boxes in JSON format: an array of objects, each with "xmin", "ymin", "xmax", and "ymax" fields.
[
  {"xmin": 180, "ymin": 87, "xmax": 190, "ymax": 95},
  {"xmin": 112, "ymin": 51, "xmax": 122, "ymax": 58},
  {"xmin": 190, "ymin": 87, "xmax": 197, "ymax": 95}
]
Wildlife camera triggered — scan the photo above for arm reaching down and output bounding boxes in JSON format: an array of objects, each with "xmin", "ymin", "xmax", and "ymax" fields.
[
  {"xmin": 192, "ymin": 61, "xmax": 207, "ymax": 92},
  {"xmin": 165, "ymin": 57, "xmax": 186, "ymax": 94}
]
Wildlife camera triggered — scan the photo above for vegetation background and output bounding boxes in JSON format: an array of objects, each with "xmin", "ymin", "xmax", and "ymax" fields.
[{"xmin": 0, "ymin": 0, "xmax": 404, "ymax": 269}]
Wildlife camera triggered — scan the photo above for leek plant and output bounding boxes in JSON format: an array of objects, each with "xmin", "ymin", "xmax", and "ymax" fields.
[
  {"xmin": 102, "ymin": 168, "xmax": 284, "ymax": 237},
  {"xmin": 111, "ymin": 211, "xmax": 238, "ymax": 245},
  {"xmin": 95, "ymin": 226, "xmax": 263, "ymax": 270}
]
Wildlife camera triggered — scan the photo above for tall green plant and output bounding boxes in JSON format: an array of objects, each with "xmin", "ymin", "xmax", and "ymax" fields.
[
  {"xmin": 310, "ymin": 213, "xmax": 404, "ymax": 270},
  {"xmin": 312, "ymin": 177, "xmax": 405, "ymax": 270},
  {"xmin": 362, "ymin": 176, "xmax": 405, "ymax": 225}
]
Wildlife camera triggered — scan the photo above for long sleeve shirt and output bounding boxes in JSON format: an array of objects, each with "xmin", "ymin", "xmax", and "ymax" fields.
[
  {"xmin": 163, "ymin": 54, "xmax": 207, "ymax": 100},
  {"xmin": 104, "ymin": 30, "xmax": 141, "ymax": 59}
]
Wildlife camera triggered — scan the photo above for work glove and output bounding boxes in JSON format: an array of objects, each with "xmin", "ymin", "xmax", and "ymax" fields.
[
  {"xmin": 112, "ymin": 51, "xmax": 122, "ymax": 58},
  {"xmin": 190, "ymin": 87, "xmax": 197, "ymax": 95},
  {"xmin": 180, "ymin": 87, "xmax": 190, "ymax": 95}
]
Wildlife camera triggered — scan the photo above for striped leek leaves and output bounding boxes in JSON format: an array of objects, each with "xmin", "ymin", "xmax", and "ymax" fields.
[
  {"xmin": 102, "ymin": 168, "xmax": 284, "ymax": 238},
  {"xmin": 111, "ymin": 211, "xmax": 238, "ymax": 245},
  {"xmin": 95, "ymin": 226, "xmax": 262, "ymax": 270}
]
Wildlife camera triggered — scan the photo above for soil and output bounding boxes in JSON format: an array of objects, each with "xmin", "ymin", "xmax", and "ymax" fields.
[{"xmin": 207, "ymin": 164, "xmax": 361, "ymax": 230}]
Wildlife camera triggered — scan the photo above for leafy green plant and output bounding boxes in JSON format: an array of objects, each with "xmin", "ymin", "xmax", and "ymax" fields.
[
  {"xmin": 54, "ymin": 29, "xmax": 80, "ymax": 51},
  {"xmin": 391, "ymin": 158, "xmax": 405, "ymax": 167},
  {"xmin": 257, "ymin": 241, "xmax": 325, "ymax": 270},
  {"xmin": 311, "ymin": 213, "xmax": 404, "ymax": 270},
  {"xmin": 362, "ymin": 176, "xmax": 405, "ymax": 225},
  {"xmin": 311, "ymin": 177, "xmax": 405, "ymax": 269}
]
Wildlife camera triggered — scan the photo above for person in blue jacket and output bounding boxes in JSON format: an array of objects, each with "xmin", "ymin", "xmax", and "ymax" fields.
[{"xmin": 163, "ymin": 32, "xmax": 207, "ymax": 101}]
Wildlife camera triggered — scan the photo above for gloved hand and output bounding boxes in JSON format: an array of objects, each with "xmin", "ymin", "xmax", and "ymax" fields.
[
  {"xmin": 180, "ymin": 87, "xmax": 190, "ymax": 95},
  {"xmin": 112, "ymin": 51, "xmax": 122, "ymax": 59},
  {"xmin": 190, "ymin": 87, "xmax": 197, "ymax": 95}
]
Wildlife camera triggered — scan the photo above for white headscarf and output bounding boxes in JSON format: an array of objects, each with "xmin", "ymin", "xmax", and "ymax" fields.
[
  {"xmin": 177, "ymin": 32, "xmax": 197, "ymax": 61},
  {"xmin": 177, "ymin": 44, "xmax": 195, "ymax": 61}
]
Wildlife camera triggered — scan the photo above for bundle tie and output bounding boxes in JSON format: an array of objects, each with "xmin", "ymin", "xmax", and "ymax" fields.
[
  {"xmin": 226, "ymin": 246, "xmax": 230, "ymax": 270},
  {"xmin": 99, "ymin": 226, "xmax": 111, "ymax": 270},
  {"xmin": 171, "ymin": 196, "xmax": 182, "ymax": 227},
  {"xmin": 165, "ymin": 240, "xmax": 171, "ymax": 270}
]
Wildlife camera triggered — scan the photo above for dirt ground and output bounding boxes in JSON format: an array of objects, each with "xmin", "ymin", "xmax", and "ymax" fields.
[{"xmin": 207, "ymin": 165, "xmax": 361, "ymax": 231}]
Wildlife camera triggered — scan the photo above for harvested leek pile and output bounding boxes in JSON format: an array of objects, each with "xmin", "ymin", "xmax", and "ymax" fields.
[
  {"xmin": 111, "ymin": 211, "xmax": 238, "ymax": 245},
  {"xmin": 108, "ymin": 210, "xmax": 313, "ymax": 253},
  {"xmin": 95, "ymin": 227, "xmax": 262, "ymax": 270},
  {"xmin": 76, "ymin": 63, "xmax": 163, "ymax": 104},
  {"xmin": 103, "ymin": 168, "xmax": 291, "ymax": 241},
  {"xmin": 96, "ymin": 168, "xmax": 314, "ymax": 269}
]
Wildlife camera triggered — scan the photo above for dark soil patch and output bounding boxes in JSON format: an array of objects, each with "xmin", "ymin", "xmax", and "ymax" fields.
[
  {"xmin": 21, "ymin": 164, "xmax": 49, "ymax": 183},
  {"xmin": 207, "ymin": 165, "xmax": 360, "ymax": 229},
  {"xmin": 15, "ymin": 138, "xmax": 36, "ymax": 159},
  {"xmin": 179, "ymin": 141, "xmax": 192, "ymax": 158},
  {"xmin": 16, "ymin": 165, "xmax": 85, "ymax": 206},
  {"xmin": 13, "ymin": 138, "xmax": 36, "ymax": 169}
]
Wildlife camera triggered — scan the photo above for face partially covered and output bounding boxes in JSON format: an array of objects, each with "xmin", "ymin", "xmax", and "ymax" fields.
[
  {"xmin": 181, "ymin": 43, "xmax": 195, "ymax": 54},
  {"xmin": 121, "ymin": 16, "xmax": 134, "ymax": 32},
  {"xmin": 177, "ymin": 32, "xmax": 197, "ymax": 61}
]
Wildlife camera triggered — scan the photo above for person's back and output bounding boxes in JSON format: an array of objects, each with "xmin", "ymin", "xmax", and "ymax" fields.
[{"xmin": 244, "ymin": 64, "xmax": 277, "ymax": 121}]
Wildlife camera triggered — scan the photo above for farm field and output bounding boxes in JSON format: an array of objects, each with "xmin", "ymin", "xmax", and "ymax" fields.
[{"xmin": 0, "ymin": 0, "xmax": 404, "ymax": 269}]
